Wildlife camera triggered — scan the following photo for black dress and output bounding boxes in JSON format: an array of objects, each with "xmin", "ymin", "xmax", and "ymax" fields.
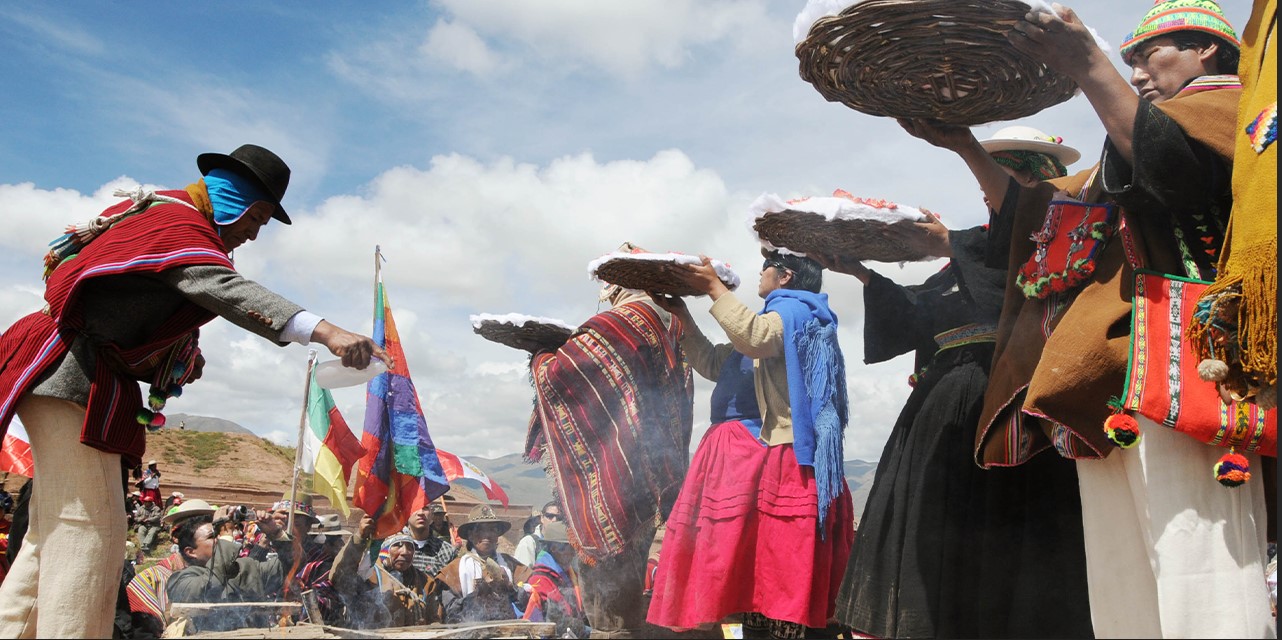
[{"xmin": 833, "ymin": 227, "xmax": 1093, "ymax": 639}]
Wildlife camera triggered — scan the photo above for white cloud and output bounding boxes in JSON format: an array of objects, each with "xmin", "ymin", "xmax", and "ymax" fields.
[
  {"xmin": 429, "ymin": 0, "xmax": 774, "ymax": 77},
  {"xmin": 419, "ymin": 19, "xmax": 504, "ymax": 75}
]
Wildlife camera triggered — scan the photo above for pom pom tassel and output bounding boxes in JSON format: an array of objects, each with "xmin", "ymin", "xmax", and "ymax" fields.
[
  {"xmin": 1213, "ymin": 450, "xmax": 1251, "ymax": 487},
  {"xmin": 1103, "ymin": 397, "xmax": 1141, "ymax": 448},
  {"xmin": 1197, "ymin": 358, "xmax": 1230, "ymax": 382}
]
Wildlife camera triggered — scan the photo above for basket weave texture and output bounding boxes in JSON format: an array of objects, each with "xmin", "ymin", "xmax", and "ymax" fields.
[
  {"xmin": 594, "ymin": 258, "xmax": 730, "ymax": 298},
  {"xmin": 474, "ymin": 320, "xmax": 575, "ymax": 353},
  {"xmin": 754, "ymin": 210, "xmax": 933, "ymax": 263},
  {"xmin": 796, "ymin": 0, "xmax": 1078, "ymax": 125}
]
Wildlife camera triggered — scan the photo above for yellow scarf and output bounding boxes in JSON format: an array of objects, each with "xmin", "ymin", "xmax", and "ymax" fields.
[{"xmin": 1188, "ymin": 0, "xmax": 1278, "ymax": 404}]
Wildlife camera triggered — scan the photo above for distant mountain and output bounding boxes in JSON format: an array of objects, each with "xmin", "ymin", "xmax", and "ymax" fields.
[
  {"xmin": 165, "ymin": 413, "xmax": 256, "ymax": 436},
  {"xmin": 463, "ymin": 453, "xmax": 879, "ymax": 520}
]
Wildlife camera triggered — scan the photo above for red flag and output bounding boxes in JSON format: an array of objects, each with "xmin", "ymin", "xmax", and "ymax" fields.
[
  {"xmin": 437, "ymin": 449, "xmax": 509, "ymax": 507},
  {"xmin": 1, "ymin": 433, "xmax": 34, "ymax": 477}
]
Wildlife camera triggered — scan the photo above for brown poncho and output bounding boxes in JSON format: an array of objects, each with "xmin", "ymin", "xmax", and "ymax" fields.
[{"xmin": 976, "ymin": 83, "xmax": 1242, "ymax": 467}]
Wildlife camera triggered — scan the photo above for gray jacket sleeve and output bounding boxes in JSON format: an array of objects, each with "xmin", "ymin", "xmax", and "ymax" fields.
[{"xmin": 158, "ymin": 265, "xmax": 305, "ymax": 345}]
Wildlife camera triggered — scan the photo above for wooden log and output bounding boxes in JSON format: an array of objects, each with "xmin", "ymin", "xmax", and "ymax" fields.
[{"xmin": 167, "ymin": 601, "xmax": 302, "ymax": 617}]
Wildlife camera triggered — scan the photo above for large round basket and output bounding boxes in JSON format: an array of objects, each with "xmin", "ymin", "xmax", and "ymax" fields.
[
  {"xmin": 471, "ymin": 314, "xmax": 577, "ymax": 353},
  {"xmin": 796, "ymin": 0, "xmax": 1078, "ymax": 125},
  {"xmin": 590, "ymin": 253, "xmax": 740, "ymax": 298},
  {"xmin": 755, "ymin": 210, "xmax": 933, "ymax": 263}
]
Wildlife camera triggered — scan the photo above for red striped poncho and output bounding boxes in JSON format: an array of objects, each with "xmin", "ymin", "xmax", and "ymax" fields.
[
  {"xmin": 0, "ymin": 189, "xmax": 231, "ymax": 465},
  {"xmin": 526, "ymin": 301, "xmax": 693, "ymax": 561}
]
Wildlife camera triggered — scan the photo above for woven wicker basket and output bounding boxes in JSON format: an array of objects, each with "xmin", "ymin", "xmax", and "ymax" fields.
[
  {"xmin": 594, "ymin": 257, "xmax": 729, "ymax": 297},
  {"xmin": 473, "ymin": 319, "xmax": 575, "ymax": 353},
  {"xmin": 796, "ymin": 0, "xmax": 1078, "ymax": 125},
  {"xmin": 754, "ymin": 210, "xmax": 933, "ymax": 263}
]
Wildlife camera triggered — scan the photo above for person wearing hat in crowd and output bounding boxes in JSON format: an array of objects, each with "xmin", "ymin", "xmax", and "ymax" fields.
[
  {"xmin": 514, "ymin": 501, "xmax": 561, "ymax": 567},
  {"xmin": 137, "ymin": 461, "xmax": 162, "ymax": 505},
  {"xmin": 818, "ymin": 127, "xmax": 1092, "ymax": 638},
  {"xmin": 527, "ymin": 242, "xmax": 694, "ymax": 636},
  {"xmin": 438, "ymin": 504, "xmax": 531, "ymax": 623},
  {"xmin": 331, "ymin": 513, "xmax": 444, "ymax": 628},
  {"xmin": 402, "ymin": 501, "xmax": 458, "ymax": 577},
  {"xmin": 522, "ymin": 520, "xmax": 589, "ymax": 638},
  {"xmin": 0, "ymin": 143, "xmax": 389, "ymax": 638},
  {"xmin": 427, "ymin": 501, "xmax": 454, "ymax": 541},
  {"xmin": 166, "ymin": 505, "xmax": 292, "ymax": 634},
  {"xmin": 261, "ymin": 493, "xmax": 347, "ymax": 620},
  {"xmin": 898, "ymin": 2, "xmax": 1271, "ymax": 636},
  {"xmin": 647, "ymin": 249, "xmax": 854, "ymax": 639},
  {"xmin": 135, "ymin": 493, "xmax": 165, "ymax": 555},
  {"xmin": 125, "ymin": 498, "xmax": 247, "ymax": 637}
]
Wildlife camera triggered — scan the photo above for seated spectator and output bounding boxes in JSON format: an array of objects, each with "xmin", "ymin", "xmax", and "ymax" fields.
[
  {"xmin": 438, "ymin": 505, "xmax": 531, "ymax": 623},
  {"xmin": 403, "ymin": 503, "xmax": 457, "ymax": 577},
  {"xmin": 522, "ymin": 521, "xmax": 589, "ymax": 638},
  {"xmin": 331, "ymin": 514, "xmax": 444, "ymax": 628},
  {"xmin": 134, "ymin": 497, "xmax": 164, "ymax": 554}
]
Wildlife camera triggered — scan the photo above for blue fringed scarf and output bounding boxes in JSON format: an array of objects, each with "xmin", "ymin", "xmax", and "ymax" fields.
[{"xmin": 762, "ymin": 289, "xmax": 849, "ymax": 531}]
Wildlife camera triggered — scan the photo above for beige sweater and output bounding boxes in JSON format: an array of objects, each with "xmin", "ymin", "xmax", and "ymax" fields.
[{"xmin": 679, "ymin": 292, "xmax": 793, "ymax": 446}]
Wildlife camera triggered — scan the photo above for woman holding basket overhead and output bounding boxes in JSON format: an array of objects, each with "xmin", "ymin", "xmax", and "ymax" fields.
[{"xmin": 647, "ymin": 250, "xmax": 854, "ymax": 639}]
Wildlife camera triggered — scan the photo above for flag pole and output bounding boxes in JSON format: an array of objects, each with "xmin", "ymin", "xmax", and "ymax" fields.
[{"xmin": 288, "ymin": 349, "xmax": 319, "ymax": 537}]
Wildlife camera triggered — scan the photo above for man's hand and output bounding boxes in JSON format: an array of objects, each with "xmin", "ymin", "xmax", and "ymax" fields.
[
  {"xmin": 254, "ymin": 509, "xmax": 284, "ymax": 539},
  {"xmin": 311, "ymin": 320, "xmax": 394, "ymax": 370},
  {"xmin": 648, "ymin": 292, "xmax": 693, "ymax": 333},
  {"xmin": 896, "ymin": 118, "xmax": 979, "ymax": 153},
  {"xmin": 810, "ymin": 254, "xmax": 871, "ymax": 284},
  {"xmin": 357, "ymin": 514, "xmax": 376, "ymax": 543},
  {"xmin": 883, "ymin": 208, "xmax": 952, "ymax": 259},
  {"xmin": 1008, "ymin": 4, "xmax": 1107, "ymax": 82}
]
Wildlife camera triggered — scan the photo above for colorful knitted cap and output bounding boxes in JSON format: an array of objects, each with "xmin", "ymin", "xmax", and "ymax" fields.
[{"xmin": 1120, "ymin": 0, "xmax": 1240, "ymax": 64}]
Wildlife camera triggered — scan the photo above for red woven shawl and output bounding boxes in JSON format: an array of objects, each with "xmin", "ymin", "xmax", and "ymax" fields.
[{"xmin": 526, "ymin": 301, "xmax": 693, "ymax": 561}]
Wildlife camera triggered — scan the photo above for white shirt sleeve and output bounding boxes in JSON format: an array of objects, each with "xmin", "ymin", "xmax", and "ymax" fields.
[
  {"xmin": 280, "ymin": 310, "xmax": 324, "ymax": 345},
  {"xmin": 457, "ymin": 555, "xmax": 482, "ymax": 597}
]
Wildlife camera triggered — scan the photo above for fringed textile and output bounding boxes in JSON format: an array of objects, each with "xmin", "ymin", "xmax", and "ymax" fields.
[
  {"xmin": 526, "ymin": 301, "xmax": 693, "ymax": 562},
  {"xmin": 762, "ymin": 289, "xmax": 848, "ymax": 530},
  {"xmin": 1186, "ymin": 1, "xmax": 1277, "ymax": 403}
]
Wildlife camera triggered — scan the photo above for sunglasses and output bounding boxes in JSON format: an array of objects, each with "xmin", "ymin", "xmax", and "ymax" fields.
[
  {"xmin": 762, "ymin": 259, "xmax": 791, "ymax": 273},
  {"xmin": 542, "ymin": 512, "xmax": 562, "ymax": 520}
]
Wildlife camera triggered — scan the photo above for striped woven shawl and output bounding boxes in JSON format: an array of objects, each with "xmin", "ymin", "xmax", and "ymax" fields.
[{"xmin": 526, "ymin": 301, "xmax": 693, "ymax": 561}]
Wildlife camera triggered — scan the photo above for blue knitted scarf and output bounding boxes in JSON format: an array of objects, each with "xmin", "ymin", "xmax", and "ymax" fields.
[{"xmin": 762, "ymin": 289, "xmax": 849, "ymax": 531}]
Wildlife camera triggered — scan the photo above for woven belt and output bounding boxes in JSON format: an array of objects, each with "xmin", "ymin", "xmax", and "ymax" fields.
[{"xmin": 934, "ymin": 323, "xmax": 998, "ymax": 351}]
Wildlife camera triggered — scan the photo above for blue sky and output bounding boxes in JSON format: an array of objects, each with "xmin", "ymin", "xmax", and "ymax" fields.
[{"xmin": 0, "ymin": 1, "xmax": 1253, "ymax": 461}]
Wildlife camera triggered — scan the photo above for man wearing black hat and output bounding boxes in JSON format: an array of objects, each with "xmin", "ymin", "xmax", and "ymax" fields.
[{"xmin": 0, "ymin": 144, "xmax": 389, "ymax": 638}]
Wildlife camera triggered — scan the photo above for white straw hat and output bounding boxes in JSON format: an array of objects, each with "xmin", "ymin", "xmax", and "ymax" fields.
[{"xmin": 980, "ymin": 126, "xmax": 1081, "ymax": 165}]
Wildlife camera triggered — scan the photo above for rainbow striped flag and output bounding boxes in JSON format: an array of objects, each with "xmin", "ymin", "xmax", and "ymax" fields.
[
  {"xmin": 353, "ymin": 281, "xmax": 450, "ymax": 537},
  {"xmin": 300, "ymin": 367, "xmax": 365, "ymax": 517}
]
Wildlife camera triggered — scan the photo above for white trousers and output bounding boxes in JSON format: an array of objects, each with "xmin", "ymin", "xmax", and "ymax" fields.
[
  {"xmin": 1077, "ymin": 417, "xmax": 1275, "ymax": 638},
  {"xmin": 0, "ymin": 395, "xmax": 126, "ymax": 638}
]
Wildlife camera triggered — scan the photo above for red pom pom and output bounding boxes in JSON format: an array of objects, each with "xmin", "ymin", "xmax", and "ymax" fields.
[
  {"xmin": 1104, "ymin": 412, "xmax": 1141, "ymax": 448},
  {"xmin": 1214, "ymin": 452, "xmax": 1251, "ymax": 487}
]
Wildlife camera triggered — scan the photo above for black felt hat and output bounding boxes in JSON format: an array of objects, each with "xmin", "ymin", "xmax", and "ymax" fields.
[{"xmin": 197, "ymin": 144, "xmax": 292, "ymax": 225}]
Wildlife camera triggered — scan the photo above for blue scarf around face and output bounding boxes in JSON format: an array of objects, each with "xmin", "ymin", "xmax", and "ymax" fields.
[
  {"xmin": 204, "ymin": 168, "xmax": 271, "ymax": 226},
  {"xmin": 762, "ymin": 288, "xmax": 849, "ymax": 531}
]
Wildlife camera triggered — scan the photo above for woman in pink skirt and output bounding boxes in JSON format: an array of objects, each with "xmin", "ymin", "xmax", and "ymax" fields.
[{"xmin": 647, "ymin": 251, "xmax": 854, "ymax": 639}]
